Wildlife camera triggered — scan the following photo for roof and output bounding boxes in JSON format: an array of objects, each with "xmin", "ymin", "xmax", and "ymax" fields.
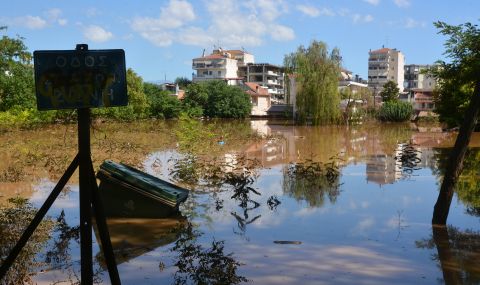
[
  {"xmin": 226, "ymin": 49, "xmax": 249, "ymax": 55},
  {"xmin": 244, "ymin": 82, "xmax": 269, "ymax": 96},
  {"xmin": 369, "ymin": 48, "xmax": 391, "ymax": 54},
  {"xmin": 193, "ymin": 54, "xmax": 226, "ymax": 60}
]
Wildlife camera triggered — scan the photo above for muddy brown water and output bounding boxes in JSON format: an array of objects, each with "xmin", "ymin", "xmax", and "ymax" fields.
[{"xmin": 1, "ymin": 120, "xmax": 479, "ymax": 284}]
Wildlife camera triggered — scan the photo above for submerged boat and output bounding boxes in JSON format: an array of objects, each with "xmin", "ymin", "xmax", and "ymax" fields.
[{"xmin": 97, "ymin": 160, "xmax": 189, "ymax": 218}]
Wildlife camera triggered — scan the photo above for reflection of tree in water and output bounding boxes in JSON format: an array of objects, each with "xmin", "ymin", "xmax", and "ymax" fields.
[
  {"xmin": 171, "ymin": 222, "xmax": 248, "ymax": 285},
  {"xmin": 433, "ymin": 148, "xmax": 480, "ymax": 216},
  {"xmin": 44, "ymin": 210, "xmax": 79, "ymax": 267},
  {"xmin": 41, "ymin": 210, "xmax": 105, "ymax": 284},
  {"xmin": 282, "ymin": 157, "xmax": 341, "ymax": 207},
  {"xmin": 416, "ymin": 225, "xmax": 480, "ymax": 284},
  {"xmin": 0, "ymin": 198, "xmax": 54, "ymax": 284},
  {"xmin": 395, "ymin": 143, "xmax": 422, "ymax": 180}
]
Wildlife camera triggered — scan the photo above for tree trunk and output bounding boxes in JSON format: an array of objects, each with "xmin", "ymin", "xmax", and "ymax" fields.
[
  {"xmin": 432, "ymin": 81, "xmax": 480, "ymax": 225},
  {"xmin": 431, "ymin": 225, "xmax": 462, "ymax": 285}
]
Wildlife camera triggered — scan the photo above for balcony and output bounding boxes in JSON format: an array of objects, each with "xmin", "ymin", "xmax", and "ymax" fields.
[{"xmin": 267, "ymin": 70, "xmax": 280, "ymax": 77}]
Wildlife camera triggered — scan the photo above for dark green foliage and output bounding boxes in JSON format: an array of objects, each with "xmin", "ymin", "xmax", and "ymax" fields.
[
  {"xmin": 144, "ymin": 82, "xmax": 182, "ymax": 118},
  {"xmin": 377, "ymin": 101, "xmax": 413, "ymax": 122},
  {"xmin": 380, "ymin": 81, "xmax": 400, "ymax": 103},
  {"xmin": 184, "ymin": 81, "xmax": 251, "ymax": 119},
  {"xmin": 428, "ymin": 21, "xmax": 480, "ymax": 127}
]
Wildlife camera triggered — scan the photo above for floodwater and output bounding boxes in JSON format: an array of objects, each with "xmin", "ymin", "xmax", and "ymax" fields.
[{"xmin": 1, "ymin": 120, "xmax": 480, "ymax": 284}]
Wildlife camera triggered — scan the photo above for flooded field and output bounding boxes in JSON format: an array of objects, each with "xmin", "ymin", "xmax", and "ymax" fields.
[{"xmin": 1, "ymin": 120, "xmax": 480, "ymax": 284}]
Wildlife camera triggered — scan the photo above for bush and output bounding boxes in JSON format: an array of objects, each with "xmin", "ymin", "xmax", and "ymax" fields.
[{"xmin": 377, "ymin": 101, "xmax": 413, "ymax": 122}]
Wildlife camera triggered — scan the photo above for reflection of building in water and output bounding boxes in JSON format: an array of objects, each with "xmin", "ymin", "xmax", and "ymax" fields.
[
  {"xmin": 247, "ymin": 120, "xmax": 297, "ymax": 167},
  {"xmin": 366, "ymin": 144, "xmax": 403, "ymax": 185}
]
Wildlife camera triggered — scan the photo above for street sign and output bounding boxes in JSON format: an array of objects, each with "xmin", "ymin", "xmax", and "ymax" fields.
[{"xmin": 33, "ymin": 48, "xmax": 128, "ymax": 110}]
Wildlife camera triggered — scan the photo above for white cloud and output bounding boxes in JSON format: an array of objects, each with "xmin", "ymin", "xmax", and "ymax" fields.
[
  {"xmin": 404, "ymin": 17, "xmax": 426, "ymax": 29},
  {"xmin": 131, "ymin": 0, "xmax": 294, "ymax": 48},
  {"xmin": 270, "ymin": 24, "xmax": 295, "ymax": 41},
  {"xmin": 14, "ymin": 15, "xmax": 47, "ymax": 30},
  {"xmin": 85, "ymin": 7, "xmax": 101, "ymax": 18},
  {"xmin": 296, "ymin": 5, "xmax": 335, "ymax": 17},
  {"xmin": 131, "ymin": 0, "xmax": 196, "ymax": 46},
  {"xmin": 58, "ymin": 19, "xmax": 68, "ymax": 26},
  {"xmin": 363, "ymin": 0, "xmax": 380, "ymax": 5},
  {"xmin": 353, "ymin": 14, "xmax": 374, "ymax": 23},
  {"xmin": 45, "ymin": 8, "xmax": 68, "ymax": 26},
  {"xmin": 83, "ymin": 25, "xmax": 114, "ymax": 42},
  {"xmin": 296, "ymin": 4, "xmax": 319, "ymax": 17},
  {"xmin": 393, "ymin": 0, "xmax": 410, "ymax": 7}
]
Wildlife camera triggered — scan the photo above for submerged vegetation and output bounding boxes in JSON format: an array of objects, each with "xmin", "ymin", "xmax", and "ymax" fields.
[
  {"xmin": 0, "ymin": 198, "xmax": 54, "ymax": 284},
  {"xmin": 283, "ymin": 156, "xmax": 342, "ymax": 207}
]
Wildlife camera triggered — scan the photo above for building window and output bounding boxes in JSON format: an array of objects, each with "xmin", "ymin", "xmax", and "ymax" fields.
[
  {"xmin": 209, "ymin": 71, "xmax": 212, "ymax": 75},
  {"xmin": 391, "ymin": 76, "xmax": 394, "ymax": 79},
  {"xmin": 218, "ymin": 71, "xmax": 221, "ymax": 76}
]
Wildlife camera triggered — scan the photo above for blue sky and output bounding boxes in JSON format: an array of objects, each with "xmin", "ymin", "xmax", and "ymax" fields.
[{"xmin": 1, "ymin": 0, "xmax": 478, "ymax": 82}]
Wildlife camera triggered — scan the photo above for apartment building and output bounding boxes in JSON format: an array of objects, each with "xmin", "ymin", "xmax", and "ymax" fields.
[
  {"xmin": 368, "ymin": 47, "xmax": 405, "ymax": 92},
  {"xmin": 191, "ymin": 48, "xmax": 254, "ymax": 85},
  {"xmin": 404, "ymin": 64, "xmax": 436, "ymax": 91},
  {"xmin": 239, "ymin": 63, "xmax": 285, "ymax": 103}
]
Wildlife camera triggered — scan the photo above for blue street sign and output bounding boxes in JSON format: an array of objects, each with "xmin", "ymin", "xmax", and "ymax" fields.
[{"xmin": 34, "ymin": 49, "xmax": 128, "ymax": 110}]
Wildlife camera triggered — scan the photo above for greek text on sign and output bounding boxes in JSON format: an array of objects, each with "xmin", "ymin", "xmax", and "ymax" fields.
[{"xmin": 33, "ymin": 49, "xmax": 128, "ymax": 110}]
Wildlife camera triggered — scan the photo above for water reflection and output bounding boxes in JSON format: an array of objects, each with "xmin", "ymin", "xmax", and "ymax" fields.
[
  {"xmin": 171, "ymin": 222, "xmax": 248, "ymax": 285},
  {"xmin": 3, "ymin": 121, "xmax": 480, "ymax": 284},
  {"xmin": 94, "ymin": 216, "xmax": 186, "ymax": 267},
  {"xmin": 416, "ymin": 226, "xmax": 480, "ymax": 284},
  {"xmin": 433, "ymin": 148, "xmax": 480, "ymax": 215},
  {"xmin": 0, "ymin": 198, "xmax": 54, "ymax": 284}
]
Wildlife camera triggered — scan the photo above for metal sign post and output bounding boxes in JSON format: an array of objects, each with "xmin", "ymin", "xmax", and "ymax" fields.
[{"xmin": 0, "ymin": 44, "xmax": 125, "ymax": 284}]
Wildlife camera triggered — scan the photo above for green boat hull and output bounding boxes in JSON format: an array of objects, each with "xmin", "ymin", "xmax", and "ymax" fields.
[{"xmin": 97, "ymin": 160, "xmax": 189, "ymax": 218}]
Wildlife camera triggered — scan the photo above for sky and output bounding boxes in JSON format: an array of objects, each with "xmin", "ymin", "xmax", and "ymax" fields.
[{"xmin": 1, "ymin": 0, "xmax": 478, "ymax": 82}]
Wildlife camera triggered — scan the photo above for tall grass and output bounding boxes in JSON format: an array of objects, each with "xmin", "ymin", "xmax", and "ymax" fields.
[{"xmin": 377, "ymin": 101, "xmax": 413, "ymax": 122}]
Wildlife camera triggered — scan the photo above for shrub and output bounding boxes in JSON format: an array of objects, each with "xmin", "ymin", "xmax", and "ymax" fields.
[{"xmin": 377, "ymin": 101, "xmax": 413, "ymax": 122}]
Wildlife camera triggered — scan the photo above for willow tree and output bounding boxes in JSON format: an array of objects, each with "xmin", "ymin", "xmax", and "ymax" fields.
[{"xmin": 284, "ymin": 40, "xmax": 342, "ymax": 125}]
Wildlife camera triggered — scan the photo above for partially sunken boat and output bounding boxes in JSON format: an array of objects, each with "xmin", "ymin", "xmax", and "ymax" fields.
[{"xmin": 97, "ymin": 160, "xmax": 189, "ymax": 218}]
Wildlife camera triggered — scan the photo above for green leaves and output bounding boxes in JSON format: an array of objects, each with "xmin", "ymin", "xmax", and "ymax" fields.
[
  {"xmin": 429, "ymin": 21, "xmax": 480, "ymax": 127},
  {"xmin": 284, "ymin": 40, "xmax": 341, "ymax": 125},
  {"xmin": 380, "ymin": 81, "xmax": 400, "ymax": 103}
]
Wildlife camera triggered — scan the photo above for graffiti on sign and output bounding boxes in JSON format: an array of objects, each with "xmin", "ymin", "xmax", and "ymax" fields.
[{"xmin": 33, "ymin": 49, "xmax": 127, "ymax": 110}]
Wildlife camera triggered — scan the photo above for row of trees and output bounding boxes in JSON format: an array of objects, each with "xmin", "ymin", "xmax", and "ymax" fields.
[{"xmin": 0, "ymin": 28, "xmax": 252, "ymax": 125}]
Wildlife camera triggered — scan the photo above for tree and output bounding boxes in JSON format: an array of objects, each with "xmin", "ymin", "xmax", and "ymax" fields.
[
  {"xmin": 430, "ymin": 21, "xmax": 480, "ymax": 225},
  {"xmin": 184, "ymin": 81, "xmax": 251, "ymax": 119},
  {"xmin": 0, "ymin": 28, "xmax": 36, "ymax": 111},
  {"xmin": 284, "ymin": 40, "xmax": 342, "ymax": 125},
  {"xmin": 174, "ymin": 77, "xmax": 192, "ymax": 89},
  {"xmin": 203, "ymin": 81, "xmax": 251, "ymax": 118},
  {"xmin": 144, "ymin": 82, "xmax": 182, "ymax": 119},
  {"xmin": 380, "ymin": 80, "xmax": 399, "ymax": 103},
  {"xmin": 429, "ymin": 22, "xmax": 480, "ymax": 128}
]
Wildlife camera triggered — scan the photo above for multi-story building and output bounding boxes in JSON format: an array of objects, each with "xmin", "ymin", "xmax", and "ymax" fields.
[
  {"xmin": 368, "ymin": 47, "xmax": 405, "ymax": 93},
  {"xmin": 240, "ymin": 63, "xmax": 285, "ymax": 103},
  {"xmin": 192, "ymin": 48, "xmax": 254, "ymax": 85},
  {"xmin": 404, "ymin": 64, "xmax": 436, "ymax": 91}
]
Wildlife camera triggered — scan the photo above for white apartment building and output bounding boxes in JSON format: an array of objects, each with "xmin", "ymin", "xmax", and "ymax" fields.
[
  {"xmin": 192, "ymin": 48, "xmax": 254, "ymax": 85},
  {"xmin": 240, "ymin": 63, "xmax": 285, "ymax": 103},
  {"xmin": 404, "ymin": 64, "xmax": 436, "ymax": 91},
  {"xmin": 368, "ymin": 47, "xmax": 405, "ymax": 92}
]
